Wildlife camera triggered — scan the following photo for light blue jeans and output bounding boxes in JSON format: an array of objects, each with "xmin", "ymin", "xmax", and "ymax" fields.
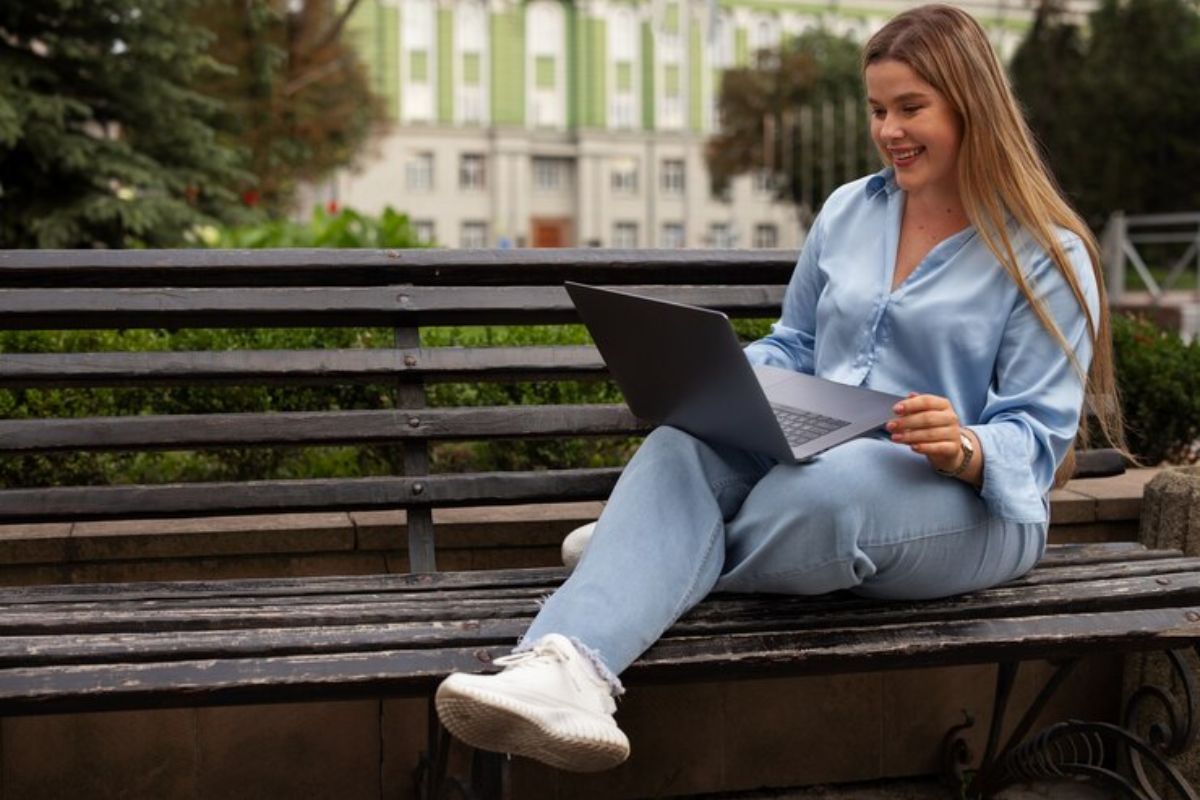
[{"xmin": 520, "ymin": 426, "xmax": 1046, "ymax": 690}]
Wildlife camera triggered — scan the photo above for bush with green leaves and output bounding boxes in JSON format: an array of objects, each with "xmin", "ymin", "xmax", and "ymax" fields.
[
  {"xmin": 191, "ymin": 203, "xmax": 422, "ymax": 248},
  {"xmin": 1111, "ymin": 314, "xmax": 1200, "ymax": 465}
]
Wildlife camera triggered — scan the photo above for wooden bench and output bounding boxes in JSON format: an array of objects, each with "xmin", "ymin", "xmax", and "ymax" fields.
[{"xmin": 0, "ymin": 248, "xmax": 1191, "ymax": 800}]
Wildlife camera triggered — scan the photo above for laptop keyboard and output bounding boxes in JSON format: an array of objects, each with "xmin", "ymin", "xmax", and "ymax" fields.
[{"xmin": 770, "ymin": 405, "xmax": 851, "ymax": 447}]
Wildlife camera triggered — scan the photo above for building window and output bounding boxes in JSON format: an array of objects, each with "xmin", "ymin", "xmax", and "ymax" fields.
[
  {"xmin": 460, "ymin": 154, "xmax": 486, "ymax": 190},
  {"xmin": 713, "ymin": 11, "xmax": 735, "ymax": 69},
  {"xmin": 410, "ymin": 51, "xmax": 429, "ymax": 83},
  {"xmin": 532, "ymin": 157, "xmax": 570, "ymax": 191},
  {"xmin": 608, "ymin": 7, "xmax": 639, "ymax": 131},
  {"xmin": 535, "ymin": 56, "xmax": 556, "ymax": 89},
  {"xmin": 663, "ymin": 2, "xmax": 681, "ymax": 36},
  {"xmin": 661, "ymin": 159, "xmax": 685, "ymax": 195},
  {"xmin": 754, "ymin": 223, "xmax": 779, "ymax": 249},
  {"xmin": 661, "ymin": 222, "xmax": 685, "ymax": 249},
  {"xmin": 611, "ymin": 158, "xmax": 639, "ymax": 194},
  {"xmin": 402, "ymin": 0, "xmax": 436, "ymax": 122},
  {"xmin": 753, "ymin": 169, "xmax": 775, "ymax": 194},
  {"xmin": 709, "ymin": 222, "xmax": 735, "ymax": 248},
  {"xmin": 455, "ymin": 0, "xmax": 489, "ymax": 125},
  {"xmin": 413, "ymin": 220, "xmax": 436, "ymax": 245},
  {"xmin": 527, "ymin": 1, "xmax": 566, "ymax": 128},
  {"xmin": 406, "ymin": 152, "xmax": 434, "ymax": 191},
  {"xmin": 461, "ymin": 221, "xmax": 488, "ymax": 248},
  {"xmin": 613, "ymin": 222, "xmax": 639, "ymax": 248}
]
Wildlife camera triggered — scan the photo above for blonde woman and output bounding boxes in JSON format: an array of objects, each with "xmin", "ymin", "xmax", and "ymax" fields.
[{"xmin": 435, "ymin": 3, "xmax": 1125, "ymax": 772}]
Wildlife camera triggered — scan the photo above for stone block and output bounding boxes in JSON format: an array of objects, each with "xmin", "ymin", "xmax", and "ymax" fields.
[
  {"xmin": 1128, "ymin": 465, "xmax": 1200, "ymax": 789},
  {"xmin": 195, "ymin": 701, "xmax": 381, "ymax": 800},
  {"xmin": 882, "ymin": 665, "xmax": 994, "ymax": 777},
  {"xmin": 1048, "ymin": 488, "xmax": 1096, "ymax": 525},
  {"xmin": 0, "ymin": 522, "xmax": 72, "ymax": 564},
  {"xmin": 1071, "ymin": 468, "xmax": 1163, "ymax": 522},
  {"xmin": 381, "ymin": 697, "xmax": 430, "ymax": 800},
  {"xmin": 1, "ymin": 708, "xmax": 196, "ymax": 799},
  {"xmin": 71, "ymin": 513, "xmax": 354, "ymax": 561}
]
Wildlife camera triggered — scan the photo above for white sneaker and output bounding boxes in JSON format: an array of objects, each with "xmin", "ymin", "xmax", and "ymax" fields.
[
  {"xmin": 561, "ymin": 522, "xmax": 596, "ymax": 572},
  {"xmin": 435, "ymin": 633, "xmax": 630, "ymax": 772}
]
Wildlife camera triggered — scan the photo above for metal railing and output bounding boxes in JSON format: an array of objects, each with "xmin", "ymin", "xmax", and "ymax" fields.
[{"xmin": 1101, "ymin": 211, "xmax": 1200, "ymax": 304}]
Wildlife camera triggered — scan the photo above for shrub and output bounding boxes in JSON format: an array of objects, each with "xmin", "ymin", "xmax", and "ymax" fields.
[
  {"xmin": 190, "ymin": 204, "xmax": 424, "ymax": 248},
  {"xmin": 1111, "ymin": 314, "xmax": 1200, "ymax": 465}
]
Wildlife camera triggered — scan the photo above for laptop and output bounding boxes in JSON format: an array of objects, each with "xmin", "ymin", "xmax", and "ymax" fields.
[{"xmin": 565, "ymin": 282, "xmax": 904, "ymax": 464}]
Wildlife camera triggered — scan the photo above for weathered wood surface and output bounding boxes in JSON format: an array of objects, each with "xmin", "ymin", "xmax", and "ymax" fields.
[
  {"xmin": 0, "ymin": 405, "xmax": 646, "ymax": 453},
  {"xmin": 0, "ymin": 347, "xmax": 609, "ymax": 388},
  {"xmin": 0, "ymin": 285, "xmax": 784, "ymax": 329},
  {"xmin": 2, "ymin": 545, "xmax": 1200, "ymax": 715},
  {"xmin": 0, "ymin": 469, "xmax": 625, "ymax": 523},
  {"xmin": 0, "ymin": 249, "xmax": 798, "ymax": 288},
  {"xmin": 4, "ymin": 566, "xmax": 1200, "ymax": 638}
]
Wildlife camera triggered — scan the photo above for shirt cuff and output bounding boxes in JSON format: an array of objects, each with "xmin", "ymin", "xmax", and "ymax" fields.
[{"xmin": 966, "ymin": 423, "xmax": 1049, "ymax": 524}]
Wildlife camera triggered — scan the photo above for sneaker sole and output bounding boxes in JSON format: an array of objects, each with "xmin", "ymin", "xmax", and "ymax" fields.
[{"xmin": 435, "ymin": 679, "xmax": 630, "ymax": 772}]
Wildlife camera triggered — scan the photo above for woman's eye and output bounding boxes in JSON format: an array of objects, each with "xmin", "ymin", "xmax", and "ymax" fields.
[{"xmin": 903, "ymin": 105, "xmax": 922, "ymax": 115}]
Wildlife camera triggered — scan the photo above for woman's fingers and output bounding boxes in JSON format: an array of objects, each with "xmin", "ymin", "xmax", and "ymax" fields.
[
  {"xmin": 889, "ymin": 393, "xmax": 960, "ymax": 447},
  {"xmin": 892, "ymin": 424, "xmax": 958, "ymax": 444}
]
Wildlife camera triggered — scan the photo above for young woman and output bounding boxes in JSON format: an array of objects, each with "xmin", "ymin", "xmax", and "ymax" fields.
[{"xmin": 434, "ymin": 3, "xmax": 1125, "ymax": 772}]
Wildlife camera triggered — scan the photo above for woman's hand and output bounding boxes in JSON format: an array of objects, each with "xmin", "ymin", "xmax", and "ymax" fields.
[{"xmin": 887, "ymin": 392, "xmax": 981, "ymax": 484}]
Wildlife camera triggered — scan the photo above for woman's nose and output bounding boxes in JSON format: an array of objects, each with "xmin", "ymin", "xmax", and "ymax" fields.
[{"xmin": 880, "ymin": 116, "xmax": 903, "ymax": 139}]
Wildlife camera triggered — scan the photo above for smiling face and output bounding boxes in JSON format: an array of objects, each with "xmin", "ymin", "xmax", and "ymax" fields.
[{"xmin": 865, "ymin": 59, "xmax": 963, "ymax": 202}]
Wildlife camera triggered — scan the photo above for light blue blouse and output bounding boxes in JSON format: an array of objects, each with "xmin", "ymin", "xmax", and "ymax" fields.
[{"xmin": 744, "ymin": 168, "xmax": 1100, "ymax": 524}]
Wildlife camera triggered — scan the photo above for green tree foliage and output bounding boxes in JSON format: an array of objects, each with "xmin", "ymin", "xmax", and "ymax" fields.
[
  {"xmin": 196, "ymin": 0, "xmax": 383, "ymax": 214},
  {"xmin": 0, "ymin": 0, "xmax": 249, "ymax": 248},
  {"xmin": 707, "ymin": 29, "xmax": 869, "ymax": 217},
  {"xmin": 1010, "ymin": 0, "xmax": 1200, "ymax": 226}
]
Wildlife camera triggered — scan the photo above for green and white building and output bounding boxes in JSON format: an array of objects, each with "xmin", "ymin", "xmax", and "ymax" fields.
[{"xmin": 331, "ymin": 0, "xmax": 1043, "ymax": 249}]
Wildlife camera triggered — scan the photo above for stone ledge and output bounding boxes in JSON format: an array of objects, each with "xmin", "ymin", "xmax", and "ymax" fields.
[
  {"xmin": 0, "ymin": 471, "xmax": 1160, "ymax": 568},
  {"xmin": 1048, "ymin": 467, "xmax": 1163, "ymax": 525}
]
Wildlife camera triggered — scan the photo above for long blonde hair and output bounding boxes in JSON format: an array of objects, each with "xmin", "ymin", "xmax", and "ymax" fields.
[{"xmin": 863, "ymin": 4, "xmax": 1127, "ymax": 485}]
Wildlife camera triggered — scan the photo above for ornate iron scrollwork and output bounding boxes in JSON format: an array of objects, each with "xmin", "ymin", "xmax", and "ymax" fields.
[{"xmin": 945, "ymin": 650, "xmax": 1200, "ymax": 800}]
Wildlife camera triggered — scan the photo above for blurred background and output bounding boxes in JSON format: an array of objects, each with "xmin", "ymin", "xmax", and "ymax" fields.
[
  {"xmin": 1, "ymin": 0, "xmax": 1198, "ymax": 480},
  {"xmin": 3, "ymin": 0, "xmax": 1198, "ymax": 252}
]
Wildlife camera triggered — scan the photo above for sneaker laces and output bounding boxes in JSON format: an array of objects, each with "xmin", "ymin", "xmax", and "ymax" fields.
[{"xmin": 494, "ymin": 642, "xmax": 587, "ymax": 695}]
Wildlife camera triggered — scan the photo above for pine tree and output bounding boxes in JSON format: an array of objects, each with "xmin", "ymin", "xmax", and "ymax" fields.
[{"xmin": 0, "ymin": 0, "xmax": 252, "ymax": 248}]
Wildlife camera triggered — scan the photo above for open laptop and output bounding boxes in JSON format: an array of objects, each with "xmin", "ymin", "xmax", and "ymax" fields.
[{"xmin": 565, "ymin": 282, "xmax": 903, "ymax": 464}]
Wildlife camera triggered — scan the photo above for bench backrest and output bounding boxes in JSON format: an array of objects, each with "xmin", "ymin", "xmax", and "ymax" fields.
[{"xmin": 0, "ymin": 249, "xmax": 796, "ymax": 571}]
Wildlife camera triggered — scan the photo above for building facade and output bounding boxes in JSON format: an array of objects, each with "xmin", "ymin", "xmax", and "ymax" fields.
[{"xmin": 331, "ymin": 0, "xmax": 1042, "ymax": 249}]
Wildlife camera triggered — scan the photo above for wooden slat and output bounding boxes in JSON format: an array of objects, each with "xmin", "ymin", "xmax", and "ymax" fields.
[
  {"xmin": 0, "ymin": 249, "xmax": 798, "ymax": 288},
  {"xmin": 0, "ymin": 567, "xmax": 570, "ymax": 605},
  {"xmin": 0, "ymin": 544, "xmax": 1167, "ymax": 606},
  {"xmin": 1, "ymin": 605, "xmax": 1197, "ymax": 716},
  {"xmin": 0, "ymin": 285, "xmax": 784, "ymax": 329},
  {"xmin": 0, "ymin": 405, "xmax": 646, "ymax": 453},
  {"xmin": 0, "ymin": 346, "xmax": 609, "ymax": 388},
  {"xmin": 0, "ymin": 469, "xmax": 624, "ymax": 522},
  {"xmin": 4, "ymin": 570, "xmax": 1200, "ymax": 640}
]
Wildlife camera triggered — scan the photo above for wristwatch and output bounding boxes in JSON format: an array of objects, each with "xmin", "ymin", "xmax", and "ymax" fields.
[{"xmin": 936, "ymin": 432, "xmax": 975, "ymax": 477}]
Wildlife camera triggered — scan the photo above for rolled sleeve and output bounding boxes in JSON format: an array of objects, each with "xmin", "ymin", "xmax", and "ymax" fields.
[
  {"xmin": 744, "ymin": 214, "xmax": 826, "ymax": 374},
  {"xmin": 966, "ymin": 238, "xmax": 1099, "ymax": 523}
]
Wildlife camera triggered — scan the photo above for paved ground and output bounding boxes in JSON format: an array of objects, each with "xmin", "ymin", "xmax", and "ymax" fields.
[{"xmin": 685, "ymin": 778, "xmax": 1108, "ymax": 799}]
